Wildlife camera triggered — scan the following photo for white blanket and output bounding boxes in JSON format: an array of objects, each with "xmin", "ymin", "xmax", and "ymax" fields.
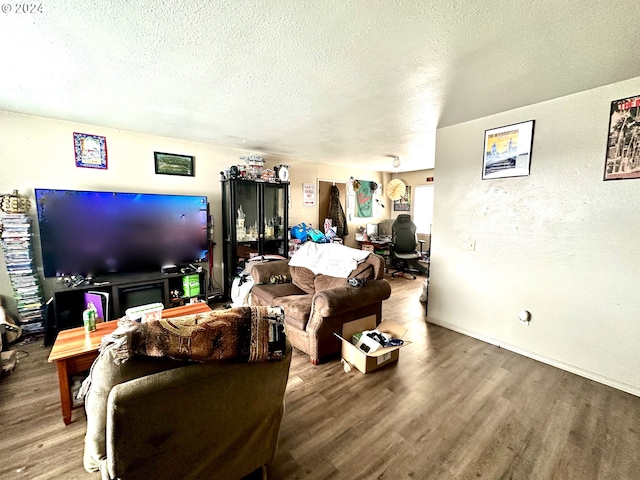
[{"xmin": 289, "ymin": 242, "xmax": 370, "ymax": 278}]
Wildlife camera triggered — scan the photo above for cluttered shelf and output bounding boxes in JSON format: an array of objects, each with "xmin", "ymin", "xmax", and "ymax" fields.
[{"xmin": 356, "ymin": 237, "xmax": 392, "ymax": 268}]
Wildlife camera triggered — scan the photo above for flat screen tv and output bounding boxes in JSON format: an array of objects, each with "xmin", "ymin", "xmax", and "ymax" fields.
[{"xmin": 35, "ymin": 189, "xmax": 209, "ymax": 278}]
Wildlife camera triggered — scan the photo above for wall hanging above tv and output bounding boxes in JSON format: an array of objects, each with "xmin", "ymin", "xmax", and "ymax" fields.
[{"xmin": 34, "ymin": 189, "xmax": 209, "ymax": 278}]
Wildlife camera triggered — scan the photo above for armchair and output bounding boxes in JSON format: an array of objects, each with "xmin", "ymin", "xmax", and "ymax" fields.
[
  {"xmin": 249, "ymin": 252, "xmax": 391, "ymax": 364},
  {"xmin": 83, "ymin": 306, "xmax": 292, "ymax": 480}
]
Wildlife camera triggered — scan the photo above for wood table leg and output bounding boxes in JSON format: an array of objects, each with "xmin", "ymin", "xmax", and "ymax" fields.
[
  {"xmin": 47, "ymin": 304, "xmax": 212, "ymax": 426},
  {"xmin": 55, "ymin": 359, "xmax": 72, "ymax": 425}
]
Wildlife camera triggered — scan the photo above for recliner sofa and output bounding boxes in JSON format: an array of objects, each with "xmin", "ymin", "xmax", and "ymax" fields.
[{"xmin": 249, "ymin": 253, "xmax": 391, "ymax": 364}]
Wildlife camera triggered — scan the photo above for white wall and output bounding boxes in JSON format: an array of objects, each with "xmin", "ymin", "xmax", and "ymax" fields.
[
  {"xmin": 268, "ymin": 158, "xmax": 388, "ymax": 249},
  {"xmin": 0, "ymin": 111, "xmax": 384, "ymax": 312},
  {"xmin": 429, "ymin": 77, "xmax": 640, "ymax": 396},
  {"xmin": 0, "ymin": 111, "xmax": 237, "ymax": 307}
]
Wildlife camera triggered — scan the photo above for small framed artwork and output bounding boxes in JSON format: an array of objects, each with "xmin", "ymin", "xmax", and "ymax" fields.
[
  {"xmin": 154, "ymin": 152, "xmax": 195, "ymax": 177},
  {"xmin": 74, "ymin": 132, "xmax": 108, "ymax": 169},
  {"xmin": 603, "ymin": 94, "xmax": 640, "ymax": 181},
  {"xmin": 303, "ymin": 183, "xmax": 315, "ymax": 206},
  {"xmin": 482, "ymin": 120, "xmax": 535, "ymax": 179},
  {"xmin": 393, "ymin": 185, "xmax": 411, "ymax": 211}
]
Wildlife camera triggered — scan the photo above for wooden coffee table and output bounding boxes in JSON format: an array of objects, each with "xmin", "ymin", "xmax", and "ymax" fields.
[{"xmin": 48, "ymin": 303, "xmax": 212, "ymax": 425}]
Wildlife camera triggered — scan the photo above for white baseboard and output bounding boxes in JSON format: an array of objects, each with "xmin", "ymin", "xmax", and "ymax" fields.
[{"xmin": 427, "ymin": 318, "xmax": 640, "ymax": 398}]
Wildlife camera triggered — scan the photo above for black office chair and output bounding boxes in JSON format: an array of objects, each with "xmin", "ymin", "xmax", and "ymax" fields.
[{"xmin": 389, "ymin": 214, "xmax": 426, "ymax": 280}]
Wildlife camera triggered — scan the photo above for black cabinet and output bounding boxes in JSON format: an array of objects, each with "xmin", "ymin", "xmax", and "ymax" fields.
[
  {"xmin": 43, "ymin": 270, "xmax": 206, "ymax": 345},
  {"xmin": 221, "ymin": 179, "xmax": 288, "ymax": 298}
]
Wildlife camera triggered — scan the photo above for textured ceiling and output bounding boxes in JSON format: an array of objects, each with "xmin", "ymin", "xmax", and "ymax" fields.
[{"xmin": 1, "ymin": 0, "xmax": 640, "ymax": 172}]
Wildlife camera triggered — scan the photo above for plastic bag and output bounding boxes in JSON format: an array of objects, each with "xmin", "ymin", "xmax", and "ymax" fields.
[
  {"xmin": 307, "ymin": 228, "xmax": 326, "ymax": 242},
  {"xmin": 291, "ymin": 223, "xmax": 309, "ymax": 242}
]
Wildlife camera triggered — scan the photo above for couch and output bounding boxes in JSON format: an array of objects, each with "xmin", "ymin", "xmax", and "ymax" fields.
[
  {"xmin": 83, "ymin": 306, "xmax": 292, "ymax": 480},
  {"xmin": 249, "ymin": 252, "xmax": 391, "ymax": 364}
]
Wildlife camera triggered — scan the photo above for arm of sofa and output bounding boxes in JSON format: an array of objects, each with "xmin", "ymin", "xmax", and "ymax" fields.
[
  {"xmin": 249, "ymin": 260, "xmax": 291, "ymax": 285},
  {"xmin": 102, "ymin": 342, "xmax": 291, "ymax": 480},
  {"xmin": 311, "ymin": 279, "xmax": 391, "ymax": 319},
  {"xmin": 362, "ymin": 253, "xmax": 386, "ymax": 280},
  {"xmin": 301, "ymin": 279, "xmax": 391, "ymax": 363}
]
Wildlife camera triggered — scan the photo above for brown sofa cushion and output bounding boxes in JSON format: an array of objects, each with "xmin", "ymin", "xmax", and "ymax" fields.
[
  {"xmin": 290, "ymin": 265, "xmax": 316, "ymax": 294},
  {"xmin": 314, "ymin": 262, "xmax": 378, "ymax": 291},
  {"xmin": 348, "ymin": 262, "xmax": 377, "ymax": 281},
  {"xmin": 248, "ymin": 260, "xmax": 290, "ymax": 285},
  {"xmin": 252, "ymin": 283, "xmax": 306, "ymax": 305},
  {"xmin": 275, "ymin": 295, "xmax": 313, "ymax": 330},
  {"xmin": 314, "ymin": 274, "xmax": 347, "ymax": 291},
  {"xmin": 365, "ymin": 254, "xmax": 386, "ymax": 280}
]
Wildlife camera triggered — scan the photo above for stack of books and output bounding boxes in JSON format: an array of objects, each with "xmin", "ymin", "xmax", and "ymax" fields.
[{"xmin": 0, "ymin": 213, "xmax": 44, "ymax": 334}]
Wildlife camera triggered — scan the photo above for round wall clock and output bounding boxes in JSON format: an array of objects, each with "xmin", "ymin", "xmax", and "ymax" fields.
[{"xmin": 275, "ymin": 165, "xmax": 290, "ymax": 181}]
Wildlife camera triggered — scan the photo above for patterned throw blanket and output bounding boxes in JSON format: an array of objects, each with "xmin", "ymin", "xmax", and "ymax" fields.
[
  {"xmin": 77, "ymin": 306, "xmax": 286, "ymax": 402},
  {"xmin": 102, "ymin": 306, "xmax": 286, "ymax": 364}
]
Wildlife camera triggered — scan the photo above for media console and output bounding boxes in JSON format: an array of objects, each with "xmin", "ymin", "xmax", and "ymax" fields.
[{"xmin": 43, "ymin": 270, "xmax": 207, "ymax": 346}]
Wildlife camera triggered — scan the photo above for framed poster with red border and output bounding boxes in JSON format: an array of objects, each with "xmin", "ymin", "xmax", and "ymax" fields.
[{"xmin": 604, "ymin": 94, "xmax": 640, "ymax": 181}]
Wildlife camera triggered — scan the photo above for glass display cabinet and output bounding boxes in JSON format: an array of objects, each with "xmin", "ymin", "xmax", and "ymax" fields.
[{"xmin": 221, "ymin": 178, "xmax": 289, "ymax": 298}]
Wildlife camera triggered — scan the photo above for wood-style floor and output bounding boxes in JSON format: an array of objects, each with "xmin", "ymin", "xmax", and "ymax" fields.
[{"xmin": 1, "ymin": 275, "xmax": 639, "ymax": 479}]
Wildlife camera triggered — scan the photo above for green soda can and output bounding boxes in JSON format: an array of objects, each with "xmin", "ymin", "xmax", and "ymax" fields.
[{"xmin": 83, "ymin": 309, "xmax": 96, "ymax": 333}]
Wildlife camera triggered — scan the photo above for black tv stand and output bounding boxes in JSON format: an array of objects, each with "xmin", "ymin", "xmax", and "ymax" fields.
[{"xmin": 43, "ymin": 270, "xmax": 207, "ymax": 346}]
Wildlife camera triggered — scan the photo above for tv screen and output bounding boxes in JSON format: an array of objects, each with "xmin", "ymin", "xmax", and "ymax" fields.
[{"xmin": 35, "ymin": 189, "xmax": 209, "ymax": 278}]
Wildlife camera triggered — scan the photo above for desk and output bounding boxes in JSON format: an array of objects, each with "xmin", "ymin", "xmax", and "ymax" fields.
[
  {"xmin": 357, "ymin": 239, "xmax": 391, "ymax": 248},
  {"xmin": 48, "ymin": 302, "xmax": 212, "ymax": 425},
  {"xmin": 357, "ymin": 239, "xmax": 392, "ymax": 268}
]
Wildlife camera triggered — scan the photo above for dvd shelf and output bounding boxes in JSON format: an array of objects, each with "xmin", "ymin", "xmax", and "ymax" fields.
[{"xmin": 1, "ymin": 213, "xmax": 44, "ymax": 334}]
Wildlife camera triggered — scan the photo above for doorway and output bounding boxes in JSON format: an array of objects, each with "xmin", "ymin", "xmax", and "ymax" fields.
[{"xmin": 318, "ymin": 181, "xmax": 347, "ymax": 236}]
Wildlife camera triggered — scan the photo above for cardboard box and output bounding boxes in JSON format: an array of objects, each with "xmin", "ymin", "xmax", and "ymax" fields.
[
  {"xmin": 182, "ymin": 274, "xmax": 200, "ymax": 297},
  {"xmin": 336, "ymin": 315, "xmax": 409, "ymax": 374}
]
